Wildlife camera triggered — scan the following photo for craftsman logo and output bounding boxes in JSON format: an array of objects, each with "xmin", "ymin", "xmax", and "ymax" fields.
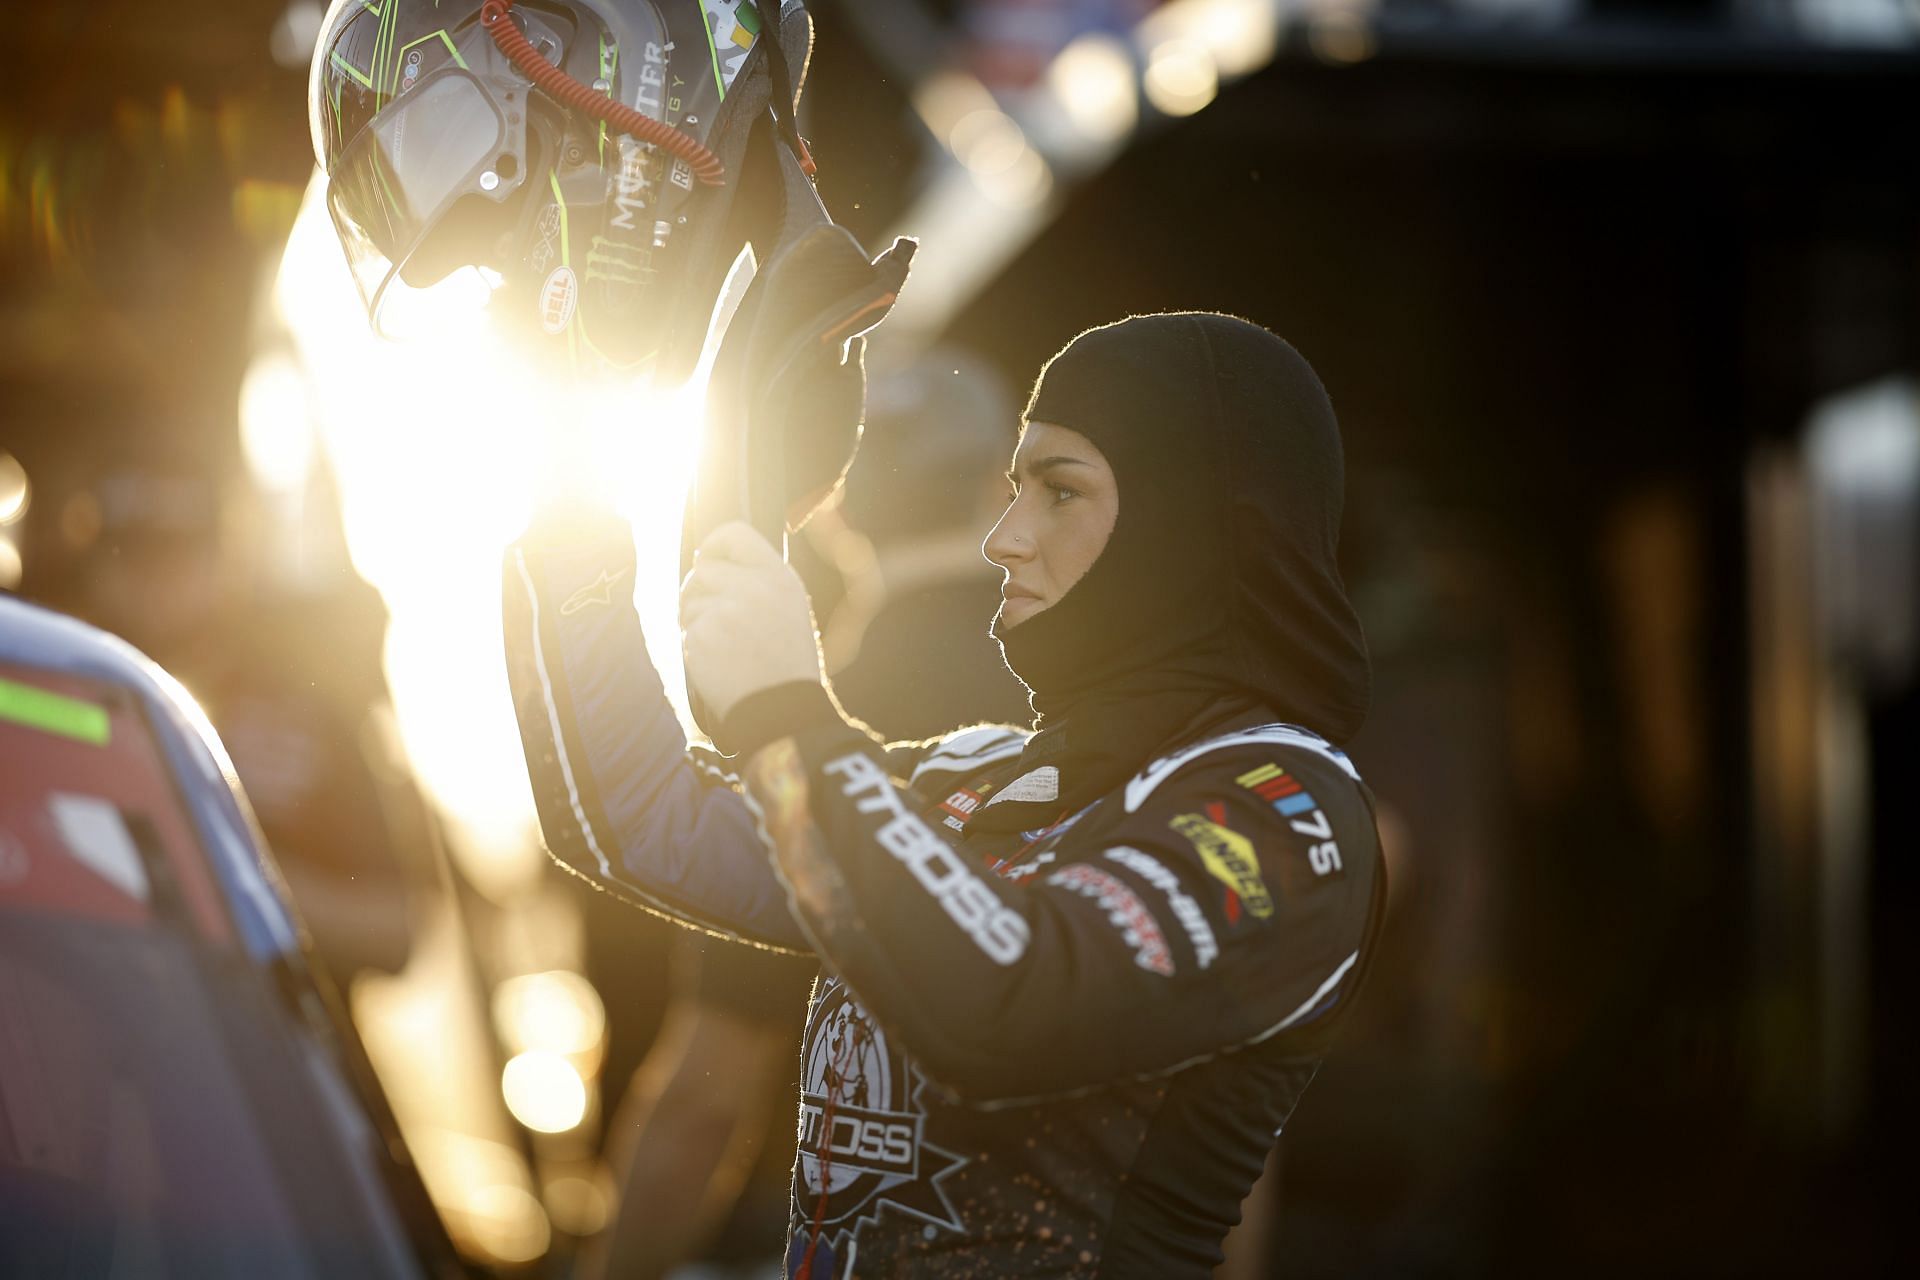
[
  {"xmin": 939, "ymin": 786, "xmax": 983, "ymax": 831},
  {"xmin": 796, "ymin": 981, "xmax": 965, "ymax": 1248},
  {"xmin": 1104, "ymin": 846, "xmax": 1219, "ymax": 969},
  {"xmin": 826, "ymin": 753, "xmax": 1029, "ymax": 964},
  {"xmin": 1171, "ymin": 804, "xmax": 1273, "ymax": 923},
  {"xmin": 539, "ymin": 266, "xmax": 579, "ymax": 335},
  {"xmin": 1046, "ymin": 863, "xmax": 1175, "ymax": 976}
]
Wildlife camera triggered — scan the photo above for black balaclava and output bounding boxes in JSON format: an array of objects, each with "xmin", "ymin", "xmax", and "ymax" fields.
[{"xmin": 968, "ymin": 312, "xmax": 1370, "ymax": 834}]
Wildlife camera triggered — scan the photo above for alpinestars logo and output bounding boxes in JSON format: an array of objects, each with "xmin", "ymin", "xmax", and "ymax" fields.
[{"xmin": 796, "ymin": 981, "xmax": 966, "ymax": 1251}]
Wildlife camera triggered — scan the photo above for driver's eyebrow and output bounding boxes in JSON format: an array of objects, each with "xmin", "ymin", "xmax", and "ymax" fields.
[{"xmin": 1009, "ymin": 455, "xmax": 1095, "ymax": 482}]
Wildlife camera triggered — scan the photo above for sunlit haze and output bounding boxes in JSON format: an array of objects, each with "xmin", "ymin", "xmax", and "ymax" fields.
[{"xmin": 271, "ymin": 176, "xmax": 710, "ymax": 893}]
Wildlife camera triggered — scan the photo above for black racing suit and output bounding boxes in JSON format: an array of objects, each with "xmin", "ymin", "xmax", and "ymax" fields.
[{"xmin": 503, "ymin": 512, "xmax": 1385, "ymax": 1278}]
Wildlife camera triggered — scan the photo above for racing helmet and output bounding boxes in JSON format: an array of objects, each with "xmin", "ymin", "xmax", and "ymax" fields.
[{"xmin": 309, "ymin": 0, "xmax": 811, "ymax": 376}]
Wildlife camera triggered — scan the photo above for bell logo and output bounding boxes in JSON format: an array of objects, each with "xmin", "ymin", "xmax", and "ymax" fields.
[{"xmin": 539, "ymin": 266, "xmax": 579, "ymax": 335}]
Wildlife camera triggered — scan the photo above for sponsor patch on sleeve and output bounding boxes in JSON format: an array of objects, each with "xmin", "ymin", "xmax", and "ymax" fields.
[
  {"xmin": 1236, "ymin": 763, "xmax": 1346, "ymax": 882},
  {"xmin": 1045, "ymin": 863, "xmax": 1176, "ymax": 976},
  {"xmin": 939, "ymin": 786, "xmax": 985, "ymax": 832},
  {"xmin": 1235, "ymin": 761, "xmax": 1319, "ymax": 816},
  {"xmin": 747, "ymin": 738, "xmax": 846, "ymax": 921},
  {"xmin": 1170, "ymin": 803, "xmax": 1274, "ymax": 924},
  {"xmin": 825, "ymin": 752, "xmax": 1029, "ymax": 965},
  {"xmin": 1103, "ymin": 846, "xmax": 1219, "ymax": 969}
]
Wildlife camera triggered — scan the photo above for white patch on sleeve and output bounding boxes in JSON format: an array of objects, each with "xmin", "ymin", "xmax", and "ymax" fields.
[{"xmin": 981, "ymin": 765, "xmax": 1059, "ymax": 806}]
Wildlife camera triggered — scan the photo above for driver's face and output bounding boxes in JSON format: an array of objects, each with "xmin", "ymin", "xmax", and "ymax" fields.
[{"xmin": 982, "ymin": 422, "xmax": 1119, "ymax": 629}]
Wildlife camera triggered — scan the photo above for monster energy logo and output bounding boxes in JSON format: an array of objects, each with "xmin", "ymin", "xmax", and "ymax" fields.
[
  {"xmin": 610, "ymin": 42, "xmax": 669, "ymax": 233},
  {"xmin": 609, "ymin": 136, "xmax": 652, "ymax": 233},
  {"xmin": 636, "ymin": 40, "xmax": 666, "ymax": 114},
  {"xmin": 586, "ymin": 236, "xmax": 651, "ymax": 286}
]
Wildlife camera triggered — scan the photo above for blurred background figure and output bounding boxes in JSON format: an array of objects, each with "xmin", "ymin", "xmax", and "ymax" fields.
[
  {"xmin": 583, "ymin": 934, "xmax": 814, "ymax": 1280},
  {"xmin": 4, "ymin": 0, "xmax": 1919, "ymax": 1275}
]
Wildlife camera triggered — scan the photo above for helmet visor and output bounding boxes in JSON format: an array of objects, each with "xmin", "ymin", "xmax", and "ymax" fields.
[{"xmin": 325, "ymin": 70, "xmax": 508, "ymax": 331}]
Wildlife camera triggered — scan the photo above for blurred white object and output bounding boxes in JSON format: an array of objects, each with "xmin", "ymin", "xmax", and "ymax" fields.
[
  {"xmin": 1806, "ymin": 375, "xmax": 1920, "ymax": 691},
  {"xmin": 1787, "ymin": 0, "xmax": 1920, "ymax": 47},
  {"xmin": 0, "ymin": 450, "xmax": 28, "ymax": 524}
]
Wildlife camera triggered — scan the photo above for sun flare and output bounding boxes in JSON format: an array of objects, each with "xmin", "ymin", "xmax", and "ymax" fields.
[{"xmin": 271, "ymin": 176, "xmax": 709, "ymax": 872}]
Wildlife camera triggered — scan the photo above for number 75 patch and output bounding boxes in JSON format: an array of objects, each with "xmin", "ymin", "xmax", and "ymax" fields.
[{"xmin": 1236, "ymin": 763, "xmax": 1344, "ymax": 878}]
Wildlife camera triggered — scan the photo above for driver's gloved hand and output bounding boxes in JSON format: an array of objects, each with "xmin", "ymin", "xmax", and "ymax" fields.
[{"xmin": 685, "ymin": 225, "xmax": 915, "ymax": 556}]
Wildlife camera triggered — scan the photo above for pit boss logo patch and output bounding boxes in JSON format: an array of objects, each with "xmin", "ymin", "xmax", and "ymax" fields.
[
  {"xmin": 1171, "ymin": 802, "xmax": 1274, "ymax": 923},
  {"xmin": 795, "ymin": 980, "xmax": 966, "ymax": 1251}
]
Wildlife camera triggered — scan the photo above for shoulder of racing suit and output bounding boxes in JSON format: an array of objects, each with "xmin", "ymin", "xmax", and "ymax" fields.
[{"xmin": 899, "ymin": 723, "xmax": 1031, "ymax": 792}]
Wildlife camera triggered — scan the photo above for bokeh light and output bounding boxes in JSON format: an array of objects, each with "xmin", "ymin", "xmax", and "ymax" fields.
[
  {"xmin": 502, "ymin": 1050, "xmax": 590, "ymax": 1134},
  {"xmin": 0, "ymin": 535, "xmax": 21, "ymax": 591},
  {"xmin": 1048, "ymin": 34, "xmax": 1139, "ymax": 143},
  {"xmin": 0, "ymin": 451, "xmax": 28, "ymax": 525},
  {"xmin": 1141, "ymin": 0, "xmax": 1281, "ymax": 79},
  {"xmin": 237, "ymin": 354, "xmax": 315, "ymax": 493},
  {"xmin": 913, "ymin": 70, "xmax": 1003, "ymax": 148},
  {"xmin": 493, "ymin": 968, "xmax": 608, "ymax": 1061},
  {"xmin": 943, "ymin": 102, "xmax": 1052, "ymax": 208},
  {"xmin": 950, "ymin": 107, "xmax": 1031, "ymax": 177},
  {"xmin": 974, "ymin": 144, "xmax": 1053, "ymax": 207},
  {"xmin": 1309, "ymin": 10, "xmax": 1380, "ymax": 65},
  {"xmin": 463, "ymin": 1181, "xmax": 552, "ymax": 1264},
  {"xmin": 543, "ymin": 1170, "xmax": 614, "ymax": 1237},
  {"xmin": 1143, "ymin": 39, "xmax": 1221, "ymax": 117},
  {"xmin": 272, "ymin": 175, "xmax": 709, "ymax": 889}
]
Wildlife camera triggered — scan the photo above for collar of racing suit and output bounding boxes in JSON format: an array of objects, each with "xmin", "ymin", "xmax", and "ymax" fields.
[{"xmin": 975, "ymin": 313, "xmax": 1371, "ymax": 833}]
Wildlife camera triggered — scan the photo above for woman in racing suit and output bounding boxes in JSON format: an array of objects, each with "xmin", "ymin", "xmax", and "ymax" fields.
[{"xmin": 503, "ymin": 313, "xmax": 1385, "ymax": 1278}]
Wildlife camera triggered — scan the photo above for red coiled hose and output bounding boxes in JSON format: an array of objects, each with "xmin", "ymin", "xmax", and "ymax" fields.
[{"xmin": 480, "ymin": 0, "xmax": 726, "ymax": 185}]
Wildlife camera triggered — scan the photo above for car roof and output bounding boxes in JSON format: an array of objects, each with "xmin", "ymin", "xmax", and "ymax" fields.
[{"xmin": 0, "ymin": 589, "xmax": 168, "ymax": 687}]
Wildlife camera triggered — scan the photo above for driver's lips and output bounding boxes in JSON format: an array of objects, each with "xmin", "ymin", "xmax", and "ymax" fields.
[{"xmin": 999, "ymin": 581, "xmax": 1045, "ymax": 622}]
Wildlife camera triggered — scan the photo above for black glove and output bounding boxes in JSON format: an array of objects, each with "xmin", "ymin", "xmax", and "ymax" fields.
[{"xmin": 683, "ymin": 216, "xmax": 915, "ymax": 562}]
